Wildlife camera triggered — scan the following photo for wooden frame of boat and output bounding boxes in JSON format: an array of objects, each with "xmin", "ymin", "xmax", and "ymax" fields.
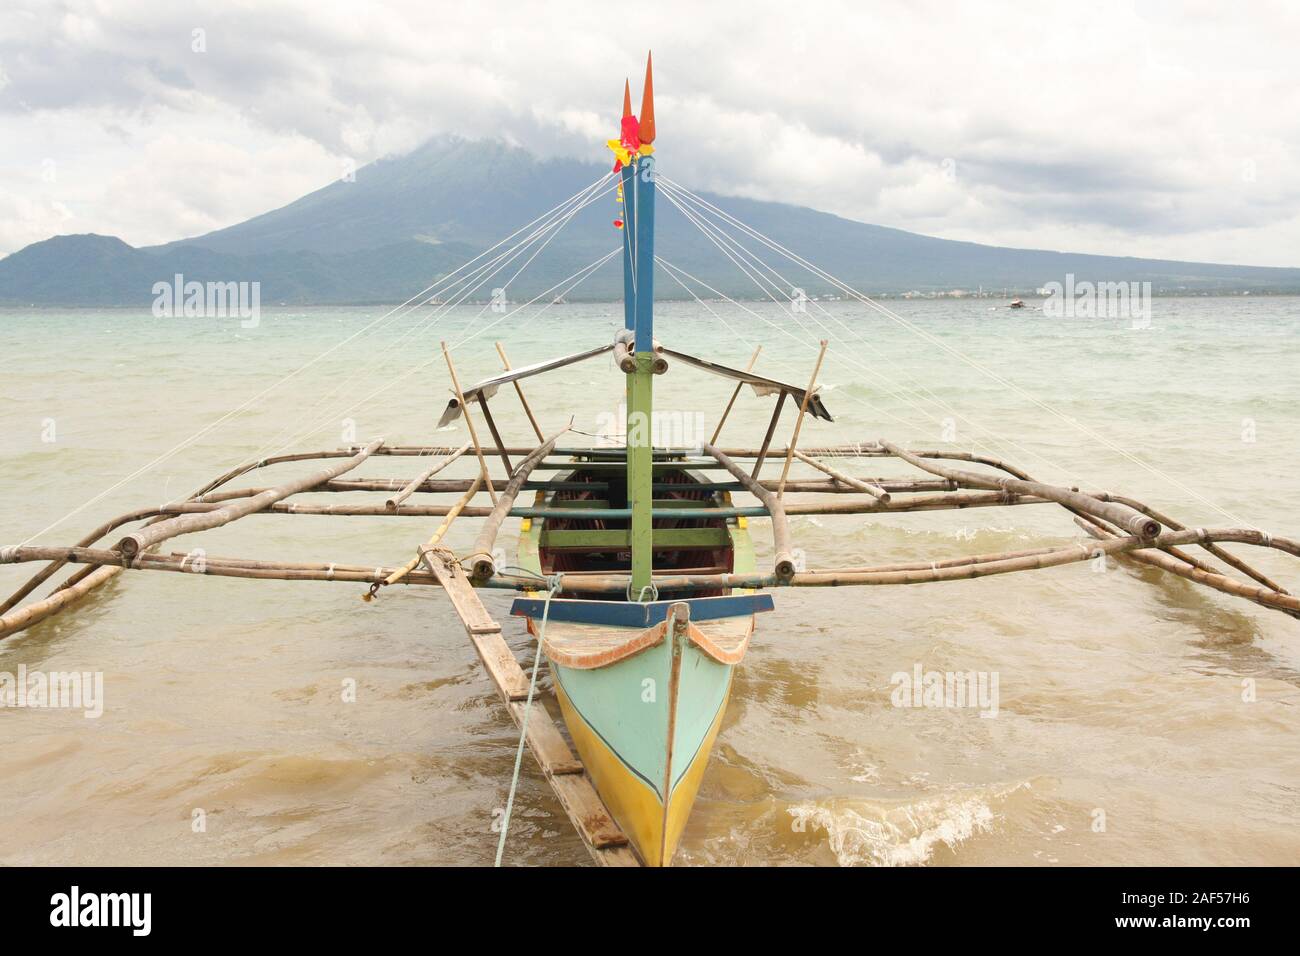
[{"xmin": 3, "ymin": 56, "xmax": 1297, "ymax": 866}]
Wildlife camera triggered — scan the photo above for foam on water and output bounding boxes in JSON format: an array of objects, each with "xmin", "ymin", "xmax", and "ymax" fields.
[{"xmin": 788, "ymin": 782, "xmax": 1031, "ymax": 867}]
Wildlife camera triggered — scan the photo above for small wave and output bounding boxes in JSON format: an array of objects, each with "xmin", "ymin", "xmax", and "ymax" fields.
[{"xmin": 788, "ymin": 781, "xmax": 1029, "ymax": 866}]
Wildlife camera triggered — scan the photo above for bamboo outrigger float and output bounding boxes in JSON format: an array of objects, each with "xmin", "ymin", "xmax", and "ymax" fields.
[{"xmin": 2, "ymin": 56, "xmax": 1298, "ymax": 866}]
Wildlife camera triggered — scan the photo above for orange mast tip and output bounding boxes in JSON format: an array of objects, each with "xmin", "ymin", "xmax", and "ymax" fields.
[
  {"xmin": 622, "ymin": 79, "xmax": 633, "ymax": 119},
  {"xmin": 639, "ymin": 52, "xmax": 655, "ymax": 144}
]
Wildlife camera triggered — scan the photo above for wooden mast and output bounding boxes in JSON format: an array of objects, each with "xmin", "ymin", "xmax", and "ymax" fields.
[{"xmin": 626, "ymin": 54, "xmax": 657, "ymax": 597}]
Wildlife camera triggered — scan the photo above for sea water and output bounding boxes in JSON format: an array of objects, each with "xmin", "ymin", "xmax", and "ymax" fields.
[{"xmin": 0, "ymin": 296, "xmax": 1297, "ymax": 865}]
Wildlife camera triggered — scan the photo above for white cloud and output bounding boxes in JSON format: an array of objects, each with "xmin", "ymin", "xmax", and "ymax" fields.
[{"xmin": 1, "ymin": 0, "xmax": 1298, "ymax": 264}]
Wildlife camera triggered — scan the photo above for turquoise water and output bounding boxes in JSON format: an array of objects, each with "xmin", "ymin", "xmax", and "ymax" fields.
[{"xmin": 1, "ymin": 296, "xmax": 1298, "ymax": 865}]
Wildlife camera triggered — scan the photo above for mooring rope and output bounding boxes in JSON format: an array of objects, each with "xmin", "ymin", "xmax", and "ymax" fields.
[{"xmin": 495, "ymin": 571, "xmax": 563, "ymax": 867}]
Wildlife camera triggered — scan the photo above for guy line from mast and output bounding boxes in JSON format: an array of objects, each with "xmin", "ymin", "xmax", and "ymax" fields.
[
  {"xmin": 17, "ymin": 170, "xmax": 617, "ymax": 547},
  {"xmin": 658, "ymin": 174, "xmax": 1256, "ymax": 530},
  {"xmin": 252, "ymin": 171, "xmax": 618, "ymax": 462},
  {"xmin": 655, "ymin": 182, "xmax": 1098, "ymax": 493},
  {"xmin": 258, "ymin": 174, "xmax": 621, "ymax": 462}
]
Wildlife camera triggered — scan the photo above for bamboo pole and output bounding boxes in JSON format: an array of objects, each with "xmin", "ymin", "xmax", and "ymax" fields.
[
  {"xmin": 777, "ymin": 340, "xmax": 828, "ymax": 499},
  {"xmin": 710, "ymin": 345, "xmax": 762, "ymax": 444},
  {"xmin": 0, "ymin": 505, "xmax": 163, "ymax": 614},
  {"xmin": 879, "ymin": 440, "xmax": 1161, "ymax": 538},
  {"xmin": 0, "ymin": 565, "xmax": 121, "ymax": 639},
  {"xmin": 253, "ymin": 476, "xmax": 961, "ymax": 496},
  {"xmin": 792, "ymin": 449, "xmax": 890, "ymax": 503},
  {"xmin": 478, "ymin": 395, "xmax": 513, "ymax": 474},
  {"xmin": 74, "ymin": 488, "xmax": 1046, "ymax": 520},
  {"xmin": 114, "ymin": 439, "xmax": 384, "ymax": 561},
  {"xmin": 386, "ymin": 443, "xmax": 471, "ymax": 511},
  {"xmin": 750, "ymin": 391, "xmax": 787, "ymax": 480},
  {"xmin": 470, "ymin": 426, "xmax": 569, "ymax": 581},
  {"xmin": 1075, "ymin": 519, "xmax": 1300, "ymax": 616},
  {"xmin": 496, "ymin": 342, "xmax": 544, "ymax": 442},
  {"xmin": 366, "ymin": 473, "xmax": 485, "ymax": 600},
  {"xmin": 1102, "ymin": 494, "xmax": 1291, "ymax": 594},
  {"xmin": 441, "ymin": 341, "xmax": 499, "ymax": 505},
  {"xmin": 0, "ymin": 546, "xmax": 442, "ymax": 587},
  {"xmin": 702, "ymin": 442, "xmax": 796, "ymax": 581},
  {"xmin": 488, "ymin": 526, "xmax": 1299, "ymax": 598},
  {"xmin": 5, "ymin": 526, "xmax": 1293, "ymax": 609}
]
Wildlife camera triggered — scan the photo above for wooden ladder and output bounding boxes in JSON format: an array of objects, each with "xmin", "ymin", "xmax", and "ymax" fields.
[{"xmin": 421, "ymin": 548, "xmax": 640, "ymax": 867}]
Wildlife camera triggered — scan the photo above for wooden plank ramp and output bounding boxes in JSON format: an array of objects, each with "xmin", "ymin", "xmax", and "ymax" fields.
[{"xmin": 421, "ymin": 547, "xmax": 640, "ymax": 867}]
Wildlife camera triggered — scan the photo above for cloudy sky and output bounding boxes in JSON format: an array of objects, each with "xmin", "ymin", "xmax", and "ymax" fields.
[{"xmin": 2, "ymin": 0, "xmax": 1298, "ymax": 264}]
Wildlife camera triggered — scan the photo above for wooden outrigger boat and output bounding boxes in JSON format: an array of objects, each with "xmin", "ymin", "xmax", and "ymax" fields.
[
  {"xmin": 512, "ymin": 460, "xmax": 769, "ymax": 866},
  {"xmin": 2, "ymin": 55, "xmax": 1298, "ymax": 867}
]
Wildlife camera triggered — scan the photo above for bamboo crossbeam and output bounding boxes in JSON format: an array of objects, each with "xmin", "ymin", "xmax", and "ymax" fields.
[
  {"xmin": 0, "ymin": 565, "xmax": 121, "ymax": 638},
  {"xmin": 122, "ymin": 488, "xmax": 1048, "ymax": 520},
  {"xmin": 777, "ymin": 340, "xmax": 827, "ymax": 499},
  {"xmin": 0, "ymin": 505, "xmax": 161, "ymax": 614},
  {"xmin": 1, "ymin": 444, "xmax": 393, "ymax": 637},
  {"xmin": 114, "ymin": 440, "xmax": 385, "ymax": 561},
  {"xmin": 1075, "ymin": 519, "xmax": 1300, "ymax": 616},
  {"xmin": 702, "ymin": 442, "xmax": 795, "ymax": 581},
  {"xmin": 5, "ymin": 527, "xmax": 1294, "ymax": 615},
  {"xmin": 470, "ymin": 428, "xmax": 567, "ymax": 581},
  {"xmin": 310, "ymin": 477, "xmax": 955, "ymax": 495},
  {"xmin": 1101, "ymin": 494, "xmax": 1291, "ymax": 594},
  {"xmin": 613, "ymin": 333, "xmax": 636, "ymax": 373},
  {"xmin": 792, "ymin": 449, "xmax": 890, "ymax": 503},
  {"xmin": 879, "ymin": 440, "xmax": 1162, "ymax": 538},
  {"xmin": 368, "ymin": 474, "xmax": 484, "ymax": 599},
  {"xmin": 386, "ymin": 444, "xmax": 470, "ymax": 511},
  {"xmin": 0, "ymin": 546, "xmax": 442, "ymax": 586},
  {"xmin": 486, "ymin": 526, "xmax": 1299, "ymax": 598},
  {"xmin": 363, "ymin": 441, "xmax": 1021, "ymax": 461}
]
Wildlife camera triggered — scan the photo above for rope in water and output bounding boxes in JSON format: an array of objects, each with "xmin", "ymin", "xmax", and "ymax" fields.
[{"xmin": 494, "ymin": 571, "xmax": 563, "ymax": 867}]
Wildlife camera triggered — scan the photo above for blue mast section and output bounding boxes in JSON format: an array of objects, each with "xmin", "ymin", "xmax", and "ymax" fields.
[{"xmin": 633, "ymin": 156, "xmax": 656, "ymax": 351}]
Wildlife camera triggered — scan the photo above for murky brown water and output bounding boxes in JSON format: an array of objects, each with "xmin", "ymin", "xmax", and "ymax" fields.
[{"xmin": 2, "ymin": 299, "xmax": 1298, "ymax": 865}]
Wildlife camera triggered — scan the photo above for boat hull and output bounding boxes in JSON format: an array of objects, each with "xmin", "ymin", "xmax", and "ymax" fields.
[
  {"xmin": 514, "ymin": 464, "xmax": 766, "ymax": 865},
  {"xmin": 549, "ymin": 627, "xmax": 733, "ymax": 866}
]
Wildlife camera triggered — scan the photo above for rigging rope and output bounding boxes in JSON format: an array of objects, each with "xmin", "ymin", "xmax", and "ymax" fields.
[
  {"xmin": 659, "ymin": 176, "xmax": 1256, "ymax": 528},
  {"xmin": 657, "ymin": 182, "xmax": 1094, "ymax": 489},
  {"xmin": 259, "ymin": 174, "xmax": 621, "ymax": 461},
  {"xmin": 18, "ymin": 171, "xmax": 616, "ymax": 547}
]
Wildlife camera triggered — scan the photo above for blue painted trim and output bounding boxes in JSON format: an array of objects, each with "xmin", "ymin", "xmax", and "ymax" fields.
[{"xmin": 510, "ymin": 593, "xmax": 774, "ymax": 627}]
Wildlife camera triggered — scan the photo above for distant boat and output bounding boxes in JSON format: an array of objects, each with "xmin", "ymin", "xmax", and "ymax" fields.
[
  {"xmin": 1009, "ymin": 298, "xmax": 1025, "ymax": 309},
  {"xmin": 552, "ymin": 295, "xmax": 567, "ymax": 305}
]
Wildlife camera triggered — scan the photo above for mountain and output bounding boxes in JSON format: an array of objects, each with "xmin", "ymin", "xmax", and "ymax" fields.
[{"xmin": 4, "ymin": 136, "xmax": 1300, "ymax": 306}]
